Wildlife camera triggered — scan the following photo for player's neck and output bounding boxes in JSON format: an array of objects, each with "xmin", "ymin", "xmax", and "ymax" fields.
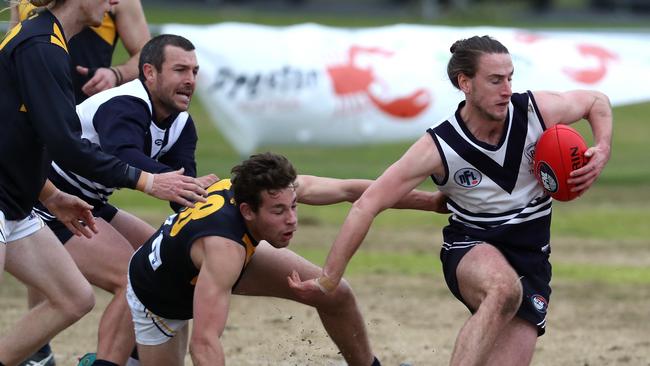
[
  {"xmin": 50, "ymin": 7, "xmax": 84, "ymax": 41},
  {"xmin": 460, "ymin": 106, "xmax": 506, "ymax": 146}
]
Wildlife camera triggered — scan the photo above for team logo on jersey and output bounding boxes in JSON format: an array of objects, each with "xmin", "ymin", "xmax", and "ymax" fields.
[
  {"xmin": 531, "ymin": 294, "xmax": 548, "ymax": 313},
  {"xmin": 538, "ymin": 162, "xmax": 558, "ymax": 193},
  {"xmin": 524, "ymin": 142, "xmax": 536, "ymax": 174},
  {"xmin": 454, "ymin": 168, "xmax": 482, "ymax": 188},
  {"xmin": 154, "ymin": 139, "xmax": 164, "ymax": 146}
]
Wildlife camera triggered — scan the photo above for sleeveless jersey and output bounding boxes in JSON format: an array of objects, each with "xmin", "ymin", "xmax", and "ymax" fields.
[
  {"xmin": 427, "ymin": 91, "xmax": 551, "ymax": 247},
  {"xmin": 47, "ymin": 79, "xmax": 194, "ymax": 207},
  {"xmin": 128, "ymin": 180, "xmax": 259, "ymax": 320},
  {"xmin": 18, "ymin": 2, "xmax": 118, "ymax": 102}
]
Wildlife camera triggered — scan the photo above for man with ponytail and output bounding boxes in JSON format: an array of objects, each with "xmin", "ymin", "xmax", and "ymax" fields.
[{"xmin": 290, "ymin": 35, "xmax": 612, "ymax": 365}]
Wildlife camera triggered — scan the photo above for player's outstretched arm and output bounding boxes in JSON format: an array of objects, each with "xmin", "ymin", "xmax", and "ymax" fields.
[
  {"xmin": 290, "ymin": 134, "xmax": 444, "ymax": 295},
  {"xmin": 295, "ymin": 175, "xmax": 448, "ymax": 213},
  {"xmin": 189, "ymin": 236, "xmax": 246, "ymax": 366}
]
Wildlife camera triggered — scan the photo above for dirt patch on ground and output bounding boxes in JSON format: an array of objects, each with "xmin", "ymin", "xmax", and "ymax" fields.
[{"xmin": 1, "ymin": 226, "xmax": 648, "ymax": 365}]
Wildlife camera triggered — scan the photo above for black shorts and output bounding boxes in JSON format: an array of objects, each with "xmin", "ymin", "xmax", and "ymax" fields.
[
  {"xmin": 33, "ymin": 202, "xmax": 118, "ymax": 243},
  {"xmin": 440, "ymin": 221, "xmax": 552, "ymax": 336}
]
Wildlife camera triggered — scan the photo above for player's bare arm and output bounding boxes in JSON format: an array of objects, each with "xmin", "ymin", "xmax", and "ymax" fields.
[
  {"xmin": 533, "ymin": 90, "xmax": 613, "ymax": 192},
  {"xmin": 189, "ymin": 236, "xmax": 246, "ymax": 366},
  {"xmin": 79, "ymin": 0, "xmax": 150, "ymax": 95},
  {"xmin": 289, "ymin": 134, "xmax": 445, "ymax": 296},
  {"xmin": 295, "ymin": 175, "xmax": 448, "ymax": 213},
  {"xmin": 112, "ymin": 0, "xmax": 150, "ymax": 81}
]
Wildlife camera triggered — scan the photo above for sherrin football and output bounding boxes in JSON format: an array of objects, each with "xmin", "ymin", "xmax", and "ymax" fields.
[{"xmin": 533, "ymin": 124, "xmax": 588, "ymax": 202}]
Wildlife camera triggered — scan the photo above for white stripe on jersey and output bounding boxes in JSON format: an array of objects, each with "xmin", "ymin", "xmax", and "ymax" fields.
[{"xmin": 52, "ymin": 162, "xmax": 112, "ymax": 202}]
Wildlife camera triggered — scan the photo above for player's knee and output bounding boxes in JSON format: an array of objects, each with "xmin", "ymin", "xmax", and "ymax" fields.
[
  {"xmin": 54, "ymin": 283, "xmax": 95, "ymax": 322},
  {"xmin": 491, "ymin": 281, "xmax": 522, "ymax": 317},
  {"xmin": 68, "ymin": 284, "xmax": 95, "ymax": 320}
]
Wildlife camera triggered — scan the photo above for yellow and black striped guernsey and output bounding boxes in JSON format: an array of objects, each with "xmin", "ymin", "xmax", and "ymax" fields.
[
  {"xmin": 129, "ymin": 180, "xmax": 260, "ymax": 320},
  {"xmin": 0, "ymin": 10, "xmax": 140, "ymax": 220}
]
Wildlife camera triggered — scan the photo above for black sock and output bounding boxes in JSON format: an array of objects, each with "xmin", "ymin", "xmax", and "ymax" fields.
[
  {"xmin": 92, "ymin": 360, "xmax": 119, "ymax": 366},
  {"xmin": 371, "ymin": 356, "xmax": 381, "ymax": 366},
  {"xmin": 130, "ymin": 346, "xmax": 139, "ymax": 360},
  {"xmin": 38, "ymin": 343, "xmax": 52, "ymax": 354}
]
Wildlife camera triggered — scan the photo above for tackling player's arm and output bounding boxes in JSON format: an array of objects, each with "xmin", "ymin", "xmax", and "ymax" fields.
[
  {"xmin": 289, "ymin": 134, "xmax": 445, "ymax": 294},
  {"xmin": 533, "ymin": 90, "xmax": 612, "ymax": 193},
  {"xmin": 189, "ymin": 235, "xmax": 246, "ymax": 366},
  {"xmin": 294, "ymin": 175, "xmax": 448, "ymax": 212}
]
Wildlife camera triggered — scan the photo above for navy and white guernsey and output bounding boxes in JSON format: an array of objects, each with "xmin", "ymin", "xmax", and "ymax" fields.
[
  {"xmin": 428, "ymin": 91, "xmax": 551, "ymax": 248},
  {"xmin": 48, "ymin": 79, "xmax": 198, "ymax": 208}
]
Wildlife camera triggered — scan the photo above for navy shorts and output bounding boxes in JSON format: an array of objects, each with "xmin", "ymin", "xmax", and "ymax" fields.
[
  {"xmin": 440, "ymin": 221, "xmax": 552, "ymax": 336},
  {"xmin": 33, "ymin": 202, "xmax": 118, "ymax": 243}
]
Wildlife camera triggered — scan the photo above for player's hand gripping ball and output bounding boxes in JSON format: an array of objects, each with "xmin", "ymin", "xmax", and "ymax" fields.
[{"xmin": 533, "ymin": 125, "xmax": 588, "ymax": 201}]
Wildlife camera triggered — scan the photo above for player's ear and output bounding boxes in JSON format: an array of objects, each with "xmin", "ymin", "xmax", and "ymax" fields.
[
  {"xmin": 239, "ymin": 202, "xmax": 255, "ymax": 221},
  {"xmin": 458, "ymin": 73, "xmax": 471, "ymax": 94},
  {"xmin": 142, "ymin": 63, "xmax": 156, "ymax": 82}
]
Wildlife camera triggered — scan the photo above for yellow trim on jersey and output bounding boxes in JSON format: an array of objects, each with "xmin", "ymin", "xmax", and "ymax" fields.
[
  {"xmin": 90, "ymin": 13, "xmax": 117, "ymax": 46},
  {"xmin": 0, "ymin": 23, "xmax": 22, "ymax": 51},
  {"xmin": 242, "ymin": 234, "xmax": 256, "ymax": 266},
  {"xmin": 170, "ymin": 180, "xmax": 233, "ymax": 237},
  {"xmin": 50, "ymin": 23, "xmax": 68, "ymax": 53},
  {"xmin": 19, "ymin": 104, "xmax": 27, "ymax": 112}
]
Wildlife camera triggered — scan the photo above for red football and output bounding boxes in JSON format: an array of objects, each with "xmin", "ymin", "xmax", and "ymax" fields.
[{"xmin": 533, "ymin": 124, "xmax": 588, "ymax": 201}]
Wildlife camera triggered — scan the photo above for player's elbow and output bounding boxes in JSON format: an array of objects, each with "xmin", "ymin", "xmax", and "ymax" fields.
[{"xmin": 351, "ymin": 194, "xmax": 385, "ymax": 219}]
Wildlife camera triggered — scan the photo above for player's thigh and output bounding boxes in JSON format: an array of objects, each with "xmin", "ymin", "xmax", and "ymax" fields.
[
  {"xmin": 109, "ymin": 209, "xmax": 157, "ymax": 250},
  {"xmin": 456, "ymin": 243, "xmax": 521, "ymax": 310},
  {"xmin": 64, "ymin": 218, "xmax": 134, "ymax": 292},
  {"xmin": 5, "ymin": 226, "xmax": 91, "ymax": 301},
  {"xmin": 233, "ymin": 241, "xmax": 321, "ymax": 300},
  {"xmin": 137, "ymin": 323, "xmax": 188, "ymax": 366}
]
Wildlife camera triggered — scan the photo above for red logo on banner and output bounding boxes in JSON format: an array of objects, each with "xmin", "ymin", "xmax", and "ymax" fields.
[
  {"xmin": 515, "ymin": 33, "xmax": 618, "ymax": 85},
  {"xmin": 326, "ymin": 45, "xmax": 430, "ymax": 119},
  {"xmin": 562, "ymin": 44, "xmax": 618, "ymax": 84}
]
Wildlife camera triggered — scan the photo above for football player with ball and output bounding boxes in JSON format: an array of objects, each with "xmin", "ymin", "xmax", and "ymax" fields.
[{"xmin": 290, "ymin": 35, "xmax": 612, "ymax": 366}]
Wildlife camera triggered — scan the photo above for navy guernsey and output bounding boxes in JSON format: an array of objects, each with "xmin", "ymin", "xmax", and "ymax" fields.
[
  {"xmin": 129, "ymin": 180, "xmax": 259, "ymax": 320},
  {"xmin": 0, "ymin": 10, "xmax": 139, "ymax": 220}
]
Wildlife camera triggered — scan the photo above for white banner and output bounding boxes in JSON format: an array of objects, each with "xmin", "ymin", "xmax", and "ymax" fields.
[{"xmin": 161, "ymin": 23, "xmax": 650, "ymax": 155}]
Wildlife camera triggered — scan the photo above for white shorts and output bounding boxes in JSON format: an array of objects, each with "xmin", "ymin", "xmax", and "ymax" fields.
[
  {"xmin": 0, "ymin": 210, "xmax": 45, "ymax": 244},
  {"xmin": 126, "ymin": 279, "xmax": 188, "ymax": 346}
]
